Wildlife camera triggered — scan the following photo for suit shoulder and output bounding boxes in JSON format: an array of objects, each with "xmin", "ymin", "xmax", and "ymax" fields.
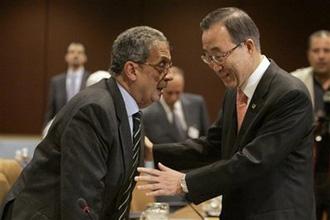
[
  {"xmin": 270, "ymin": 68, "xmax": 311, "ymax": 100},
  {"xmin": 291, "ymin": 67, "xmax": 313, "ymax": 79},
  {"xmin": 183, "ymin": 93, "xmax": 205, "ymax": 103},
  {"xmin": 51, "ymin": 73, "xmax": 66, "ymax": 82},
  {"xmin": 142, "ymin": 102, "xmax": 162, "ymax": 117}
]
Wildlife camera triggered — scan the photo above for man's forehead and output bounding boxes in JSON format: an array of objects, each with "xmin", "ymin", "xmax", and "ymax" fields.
[
  {"xmin": 68, "ymin": 44, "xmax": 84, "ymax": 52},
  {"xmin": 149, "ymin": 41, "xmax": 171, "ymax": 59},
  {"xmin": 202, "ymin": 24, "xmax": 232, "ymax": 51}
]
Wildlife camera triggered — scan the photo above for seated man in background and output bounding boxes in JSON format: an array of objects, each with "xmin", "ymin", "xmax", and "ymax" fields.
[
  {"xmin": 142, "ymin": 66, "xmax": 209, "ymax": 209},
  {"xmin": 0, "ymin": 26, "xmax": 172, "ymax": 220},
  {"xmin": 292, "ymin": 30, "xmax": 330, "ymax": 220},
  {"xmin": 143, "ymin": 66, "xmax": 209, "ymax": 144}
]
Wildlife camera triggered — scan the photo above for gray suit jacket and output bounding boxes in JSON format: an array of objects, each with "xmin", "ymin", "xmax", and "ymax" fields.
[
  {"xmin": 44, "ymin": 71, "xmax": 89, "ymax": 125},
  {"xmin": 0, "ymin": 78, "xmax": 143, "ymax": 220},
  {"xmin": 154, "ymin": 61, "xmax": 315, "ymax": 220},
  {"xmin": 142, "ymin": 93, "xmax": 209, "ymax": 144}
]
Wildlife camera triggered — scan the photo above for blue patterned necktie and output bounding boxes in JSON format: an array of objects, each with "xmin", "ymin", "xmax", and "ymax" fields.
[{"xmin": 117, "ymin": 111, "xmax": 142, "ymax": 220}]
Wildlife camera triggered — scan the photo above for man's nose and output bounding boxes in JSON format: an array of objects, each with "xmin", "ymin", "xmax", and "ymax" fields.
[{"xmin": 209, "ymin": 62, "xmax": 224, "ymax": 72}]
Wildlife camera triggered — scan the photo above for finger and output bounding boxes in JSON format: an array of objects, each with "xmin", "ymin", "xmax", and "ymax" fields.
[
  {"xmin": 137, "ymin": 183, "xmax": 160, "ymax": 191},
  {"xmin": 134, "ymin": 175, "xmax": 159, "ymax": 182},
  {"xmin": 158, "ymin": 162, "xmax": 172, "ymax": 171},
  {"xmin": 137, "ymin": 167, "xmax": 161, "ymax": 176},
  {"xmin": 146, "ymin": 189, "xmax": 169, "ymax": 197}
]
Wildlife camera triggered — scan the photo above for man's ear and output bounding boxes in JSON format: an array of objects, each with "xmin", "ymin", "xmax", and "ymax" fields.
[
  {"xmin": 245, "ymin": 38, "xmax": 255, "ymax": 54},
  {"xmin": 123, "ymin": 61, "xmax": 138, "ymax": 81}
]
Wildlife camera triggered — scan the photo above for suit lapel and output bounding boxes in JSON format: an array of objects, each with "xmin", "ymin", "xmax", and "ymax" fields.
[
  {"xmin": 106, "ymin": 78, "xmax": 133, "ymax": 178},
  {"xmin": 80, "ymin": 71, "xmax": 89, "ymax": 90},
  {"xmin": 222, "ymin": 89, "xmax": 238, "ymax": 159},
  {"xmin": 59, "ymin": 74, "xmax": 67, "ymax": 106},
  {"xmin": 231, "ymin": 61, "xmax": 277, "ymax": 155}
]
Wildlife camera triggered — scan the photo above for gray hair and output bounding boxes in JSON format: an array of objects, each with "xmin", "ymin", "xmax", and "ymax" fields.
[
  {"xmin": 308, "ymin": 30, "xmax": 330, "ymax": 49},
  {"xmin": 200, "ymin": 7, "xmax": 261, "ymax": 51},
  {"xmin": 110, "ymin": 26, "xmax": 168, "ymax": 75}
]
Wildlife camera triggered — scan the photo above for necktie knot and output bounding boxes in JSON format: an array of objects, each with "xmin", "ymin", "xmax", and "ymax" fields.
[
  {"xmin": 237, "ymin": 89, "xmax": 248, "ymax": 105},
  {"xmin": 133, "ymin": 111, "xmax": 142, "ymax": 121}
]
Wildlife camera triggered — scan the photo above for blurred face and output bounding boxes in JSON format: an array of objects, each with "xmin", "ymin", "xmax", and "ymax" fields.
[
  {"xmin": 308, "ymin": 36, "xmax": 330, "ymax": 76},
  {"xmin": 65, "ymin": 44, "xmax": 87, "ymax": 69},
  {"xmin": 162, "ymin": 69, "xmax": 184, "ymax": 108},
  {"xmin": 134, "ymin": 41, "xmax": 172, "ymax": 108},
  {"xmin": 201, "ymin": 23, "xmax": 251, "ymax": 89}
]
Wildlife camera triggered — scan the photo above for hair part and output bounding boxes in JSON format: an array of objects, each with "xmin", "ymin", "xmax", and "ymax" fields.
[
  {"xmin": 110, "ymin": 26, "xmax": 168, "ymax": 76},
  {"xmin": 200, "ymin": 7, "xmax": 261, "ymax": 51}
]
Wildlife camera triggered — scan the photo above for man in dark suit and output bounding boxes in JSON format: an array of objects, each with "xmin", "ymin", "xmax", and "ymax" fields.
[
  {"xmin": 136, "ymin": 7, "xmax": 316, "ymax": 220},
  {"xmin": 142, "ymin": 66, "xmax": 209, "ymax": 144},
  {"xmin": 44, "ymin": 42, "xmax": 90, "ymax": 125},
  {"xmin": 0, "ymin": 26, "xmax": 172, "ymax": 220}
]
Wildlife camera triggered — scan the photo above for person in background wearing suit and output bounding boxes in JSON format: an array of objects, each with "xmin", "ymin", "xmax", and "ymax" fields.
[
  {"xmin": 143, "ymin": 66, "xmax": 209, "ymax": 144},
  {"xmin": 142, "ymin": 66, "xmax": 209, "ymax": 209},
  {"xmin": 0, "ymin": 26, "xmax": 172, "ymax": 220},
  {"xmin": 44, "ymin": 42, "xmax": 90, "ymax": 125},
  {"xmin": 136, "ymin": 7, "xmax": 315, "ymax": 220},
  {"xmin": 292, "ymin": 30, "xmax": 330, "ymax": 220}
]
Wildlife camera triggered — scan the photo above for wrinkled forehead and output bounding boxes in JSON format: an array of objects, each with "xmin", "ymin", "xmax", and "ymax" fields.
[{"xmin": 148, "ymin": 40, "xmax": 171, "ymax": 61}]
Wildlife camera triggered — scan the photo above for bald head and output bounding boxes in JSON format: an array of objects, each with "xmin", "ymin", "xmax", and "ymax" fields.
[{"xmin": 162, "ymin": 66, "xmax": 185, "ymax": 108}]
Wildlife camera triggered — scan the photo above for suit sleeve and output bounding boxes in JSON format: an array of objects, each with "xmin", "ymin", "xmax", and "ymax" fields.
[
  {"xmin": 153, "ymin": 109, "xmax": 223, "ymax": 171},
  {"xmin": 44, "ymin": 79, "xmax": 56, "ymax": 126},
  {"xmin": 198, "ymin": 97, "xmax": 210, "ymax": 136},
  {"xmin": 59, "ymin": 104, "xmax": 112, "ymax": 220},
  {"xmin": 185, "ymin": 89, "xmax": 313, "ymax": 203}
]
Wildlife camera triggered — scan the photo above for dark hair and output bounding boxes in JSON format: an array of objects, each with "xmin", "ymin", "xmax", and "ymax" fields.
[
  {"xmin": 308, "ymin": 30, "xmax": 330, "ymax": 49},
  {"xmin": 110, "ymin": 26, "xmax": 168, "ymax": 75},
  {"xmin": 200, "ymin": 7, "xmax": 260, "ymax": 51}
]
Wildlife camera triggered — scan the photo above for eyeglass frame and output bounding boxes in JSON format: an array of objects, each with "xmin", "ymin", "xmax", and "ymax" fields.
[
  {"xmin": 141, "ymin": 60, "xmax": 173, "ymax": 76},
  {"xmin": 201, "ymin": 42, "xmax": 244, "ymax": 65}
]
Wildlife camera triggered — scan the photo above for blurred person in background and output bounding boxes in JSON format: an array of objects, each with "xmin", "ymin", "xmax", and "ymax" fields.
[
  {"xmin": 142, "ymin": 66, "xmax": 209, "ymax": 210},
  {"xmin": 44, "ymin": 42, "xmax": 89, "ymax": 126},
  {"xmin": 143, "ymin": 66, "xmax": 209, "ymax": 144},
  {"xmin": 292, "ymin": 30, "xmax": 330, "ymax": 220}
]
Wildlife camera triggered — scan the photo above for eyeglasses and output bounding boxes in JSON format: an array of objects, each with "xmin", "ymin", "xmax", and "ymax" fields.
[
  {"xmin": 141, "ymin": 60, "xmax": 173, "ymax": 75},
  {"xmin": 201, "ymin": 42, "xmax": 243, "ymax": 65}
]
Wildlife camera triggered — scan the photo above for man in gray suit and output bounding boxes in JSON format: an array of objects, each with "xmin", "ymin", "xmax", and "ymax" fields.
[
  {"xmin": 137, "ymin": 7, "xmax": 315, "ymax": 220},
  {"xmin": 44, "ymin": 42, "xmax": 90, "ymax": 125},
  {"xmin": 142, "ymin": 66, "xmax": 209, "ymax": 144},
  {"xmin": 0, "ymin": 26, "xmax": 172, "ymax": 220}
]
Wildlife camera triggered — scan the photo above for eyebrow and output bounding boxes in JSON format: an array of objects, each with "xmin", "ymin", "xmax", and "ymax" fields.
[{"xmin": 203, "ymin": 47, "xmax": 222, "ymax": 54}]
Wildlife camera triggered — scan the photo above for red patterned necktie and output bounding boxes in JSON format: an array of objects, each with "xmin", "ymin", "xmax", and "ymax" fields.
[{"xmin": 236, "ymin": 89, "xmax": 248, "ymax": 131}]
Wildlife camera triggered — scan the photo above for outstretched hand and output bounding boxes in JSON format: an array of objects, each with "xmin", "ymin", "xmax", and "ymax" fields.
[{"xmin": 135, "ymin": 162, "xmax": 185, "ymax": 196}]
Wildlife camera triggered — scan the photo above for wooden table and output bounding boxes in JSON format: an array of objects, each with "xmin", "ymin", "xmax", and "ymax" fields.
[{"xmin": 170, "ymin": 203, "xmax": 218, "ymax": 220}]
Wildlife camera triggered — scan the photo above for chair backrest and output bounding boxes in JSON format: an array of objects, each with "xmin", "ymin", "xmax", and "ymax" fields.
[{"xmin": 0, "ymin": 159, "xmax": 22, "ymax": 203}]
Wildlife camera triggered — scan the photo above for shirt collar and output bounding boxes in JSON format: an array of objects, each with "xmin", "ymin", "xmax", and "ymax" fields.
[
  {"xmin": 241, "ymin": 55, "xmax": 270, "ymax": 104},
  {"xmin": 67, "ymin": 67, "xmax": 84, "ymax": 76},
  {"xmin": 117, "ymin": 82, "xmax": 139, "ymax": 117}
]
